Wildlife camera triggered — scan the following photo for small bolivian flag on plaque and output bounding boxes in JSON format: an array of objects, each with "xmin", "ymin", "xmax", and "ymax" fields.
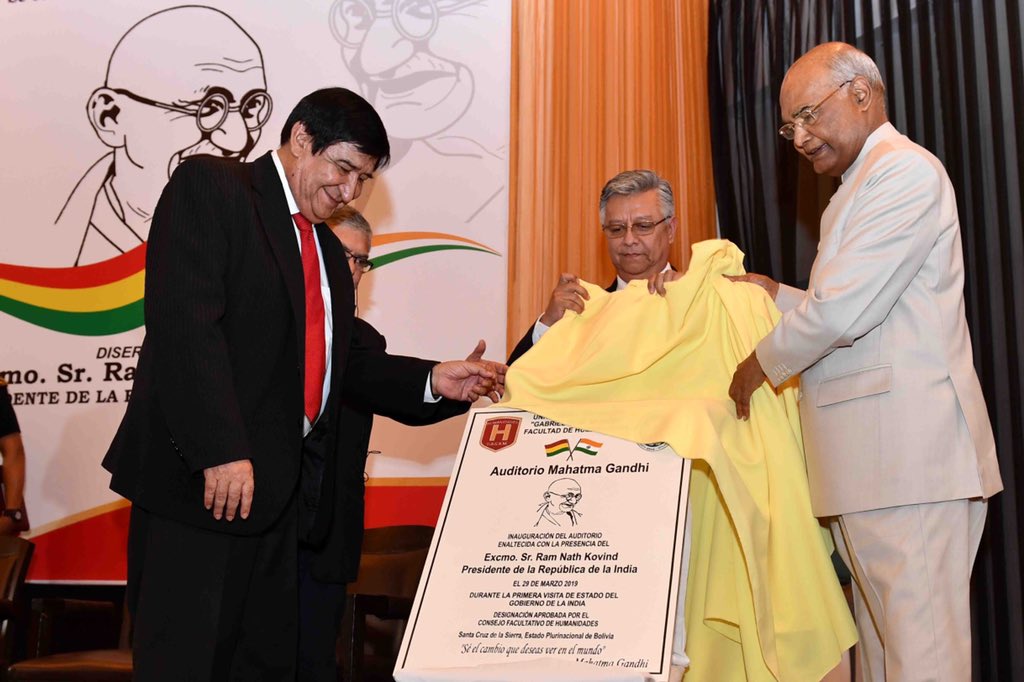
[{"xmin": 544, "ymin": 439, "xmax": 571, "ymax": 457}]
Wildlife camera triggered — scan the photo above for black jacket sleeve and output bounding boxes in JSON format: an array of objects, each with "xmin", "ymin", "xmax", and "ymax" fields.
[{"xmin": 507, "ymin": 323, "xmax": 537, "ymax": 365}]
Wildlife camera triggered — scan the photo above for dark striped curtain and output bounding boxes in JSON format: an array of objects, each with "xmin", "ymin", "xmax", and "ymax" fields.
[{"xmin": 708, "ymin": 1, "xmax": 1024, "ymax": 679}]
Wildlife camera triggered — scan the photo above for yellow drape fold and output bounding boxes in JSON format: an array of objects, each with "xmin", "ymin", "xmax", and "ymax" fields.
[{"xmin": 504, "ymin": 240, "xmax": 857, "ymax": 681}]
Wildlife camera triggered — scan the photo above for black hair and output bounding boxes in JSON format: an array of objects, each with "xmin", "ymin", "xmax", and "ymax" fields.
[{"xmin": 279, "ymin": 87, "xmax": 390, "ymax": 170}]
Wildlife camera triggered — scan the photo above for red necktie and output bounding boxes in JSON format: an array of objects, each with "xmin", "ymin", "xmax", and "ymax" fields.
[{"xmin": 294, "ymin": 213, "xmax": 326, "ymax": 423}]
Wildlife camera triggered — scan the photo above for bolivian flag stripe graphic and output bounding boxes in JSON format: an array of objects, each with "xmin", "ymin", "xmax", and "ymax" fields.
[
  {"xmin": 544, "ymin": 439, "xmax": 571, "ymax": 457},
  {"xmin": 0, "ymin": 232, "xmax": 501, "ymax": 336}
]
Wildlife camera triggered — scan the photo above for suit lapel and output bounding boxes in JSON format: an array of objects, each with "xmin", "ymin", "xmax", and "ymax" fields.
[
  {"xmin": 318, "ymin": 223, "xmax": 355, "ymax": 399},
  {"xmin": 252, "ymin": 152, "xmax": 306, "ymax": 363}
]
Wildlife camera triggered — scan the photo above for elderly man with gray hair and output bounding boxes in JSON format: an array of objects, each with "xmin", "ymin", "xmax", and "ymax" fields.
[
  {"xmin": 508, "ymin": 169, "xmax": 677, "ymax": 363},
  {"xmin": 725, "ymin": 42, "xmax": 1003, "ymax": 680}
]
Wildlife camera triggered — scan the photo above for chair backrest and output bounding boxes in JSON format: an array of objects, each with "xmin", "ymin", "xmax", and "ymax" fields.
[
  {"xmin": 25, "ymin": 598, "xmax": 122, "ymax": 658},
  {"xmin": 342, "ymin": 525, "xmax": 435, "ymax": 681},
  {"xmin": 348, "ymin": 525, "xmax": 435, "ymax": 598},
  {"xmin": 0, "ymin": 536, "xmax": 34, "ymax": 666},
  {"xmin": 0, "ymin": 537, "xmax": 32, "ymax": 605}
]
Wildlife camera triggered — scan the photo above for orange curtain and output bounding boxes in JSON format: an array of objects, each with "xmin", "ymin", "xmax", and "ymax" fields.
[{"xmin": 507, "ymin": 0, "xmax": 716, "ymax": 352}]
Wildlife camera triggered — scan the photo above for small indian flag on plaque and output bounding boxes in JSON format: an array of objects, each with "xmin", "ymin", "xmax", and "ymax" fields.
[
  {"xmin": 544, "ymin": 439, "xmax": 571, "ymax": 457},
  {"xmin": 574, "ymin": 438, "xmax": 603, "ymax": 456}
]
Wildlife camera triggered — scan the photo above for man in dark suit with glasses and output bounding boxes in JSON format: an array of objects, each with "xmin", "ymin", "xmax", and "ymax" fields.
[
  {"xmin": 296, "ymin": 206, "xmax": 485, "ymax": 681},
  {"xmin": 508, "ymin": 169, "xmax": 678, "ymax": 363}
]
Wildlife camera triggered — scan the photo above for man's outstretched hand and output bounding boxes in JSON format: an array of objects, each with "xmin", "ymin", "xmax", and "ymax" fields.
[
  {"xmin": 432, "ymin": 358, "xmax": 507, "ymax": 403},
  {"xmin": 465, "ymin": 339, "xmax": 487, "ymax": 362}
]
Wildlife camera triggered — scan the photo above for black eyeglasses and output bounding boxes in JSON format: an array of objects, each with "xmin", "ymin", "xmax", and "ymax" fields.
[
  {"xmin": 778, "ymin": 80, "xmax": 852, "ymax": 140},
  {"xmin": 113, "ymin": 88, "xmax": 273, "ymax": 133},
  {"xmin": 602, "ymin": 215, "xmax": 672, "ymax": 240},
  {"xmin": 342, "ymin": 243, "xmax": 374, "ymax": 272}
]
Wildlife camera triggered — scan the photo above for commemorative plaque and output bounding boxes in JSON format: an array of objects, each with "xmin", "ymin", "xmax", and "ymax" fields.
[{"xmin": 396, "ymin": 408, "xmax": 690, "ymax": 681}]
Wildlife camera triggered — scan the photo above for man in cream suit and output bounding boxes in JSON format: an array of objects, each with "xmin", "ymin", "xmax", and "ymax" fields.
[{"xmin": 726, "ymin": 43, "xmax": 1003, "ymax": 681}]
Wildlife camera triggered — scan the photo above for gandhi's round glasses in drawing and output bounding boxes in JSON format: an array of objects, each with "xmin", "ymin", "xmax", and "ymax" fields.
[
  {"xmin": 778, "ymin": 79, "xmax": 853, "ymax": 140},
  {"xmin": 113, "ymin": 88, "xmax": 273, "ymax": 133},
  {"xmin": 602, "ymin": 215, "xmax": 673, "ymax": 240},
  {"xmin": 331, "ymin": 0, "xmax": 441, "ymax": 47}
]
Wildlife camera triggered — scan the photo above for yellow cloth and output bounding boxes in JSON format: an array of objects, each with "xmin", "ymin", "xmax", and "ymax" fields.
[{"xmin": 504, "ymin": 240, "xmax": 857, "ymax": 681}]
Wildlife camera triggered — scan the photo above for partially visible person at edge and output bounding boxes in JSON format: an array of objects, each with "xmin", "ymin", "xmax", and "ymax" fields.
[
  {"xmin": 102, "ymin": 87, "xmax": 506, "ymax": 681},
  {"xmin": 0, "ymin": 379, "xmax": 28, "ymax": 535}
]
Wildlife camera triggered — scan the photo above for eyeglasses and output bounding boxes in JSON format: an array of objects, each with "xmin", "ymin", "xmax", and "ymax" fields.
[
  {"xmin": 113, "ymin": 88, "xmax": 273, "ymax": 133},
  {"xmin": 778, "ymin": 79, "xmax": 853, "ymax": 140},
  {"xmin": 330, "ymin": 0, "xmax": 479, "ymax": 47},
  {"xmin": 330, "ymin": 0, "xmax": 438, "ymax": 47},
  {"xmin": 342, "ymin": 243, "xmax": 374, "ymax": 273},
  {"xmin": 550, "ymin": 491, "xmax": 582, "ymax": 503},
  {"xmin": 602, "ymin": 215, "xmax": 672, "ymax": 240}
]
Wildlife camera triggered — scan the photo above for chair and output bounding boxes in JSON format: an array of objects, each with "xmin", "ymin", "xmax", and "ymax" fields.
[
  {"xmin": 7, "ymin": 599, "xmax": 131, "ymax": 681},
  {"xmin": 0, "ymin": 535, "xmax": 34, "ymax": 675},
  {"xmin": 339, "ymin": 525, "xmax": 435, "ymax": 682}
]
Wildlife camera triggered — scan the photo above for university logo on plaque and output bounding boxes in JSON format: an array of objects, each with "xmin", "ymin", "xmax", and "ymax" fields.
[{"xmin": 480, "ymin": 416, "xmax": 521, "ymax": 452}]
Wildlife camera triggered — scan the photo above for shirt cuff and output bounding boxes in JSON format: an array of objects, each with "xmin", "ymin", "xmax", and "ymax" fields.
[
  {"xmin": 531, "ymin": 316, "xmax": 551, "ymax": 344},
  {"xmin": 424, "ymin": 371, "xmax": 442, "ymax": 403}
]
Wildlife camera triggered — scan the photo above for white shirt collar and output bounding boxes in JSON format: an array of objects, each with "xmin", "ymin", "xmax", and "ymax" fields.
[
  {"xmin": 270, "ymin": 150, "xmax": 301, "ymax": 216},
  {"xmin": 841, "ymin": 121, "xmax": 899, "ymax": 183},
  {"xmin": 615, "ymin": 262, "xmax": 672, "ymax": 291}
]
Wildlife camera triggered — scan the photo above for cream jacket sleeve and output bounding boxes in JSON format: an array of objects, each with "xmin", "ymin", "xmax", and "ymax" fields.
[{"xmin": 756, "ymin": 149, "xmax": 942, "ymax": 388}]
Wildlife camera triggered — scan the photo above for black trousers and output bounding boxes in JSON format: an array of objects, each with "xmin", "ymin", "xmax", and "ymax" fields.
[
  {"xmin": 127, "ymin": 499, "xmax": 298, "ymax": 682},
  {"xmin": 297, "ymin": 547, "xmax": 347, "ymax": 682}
]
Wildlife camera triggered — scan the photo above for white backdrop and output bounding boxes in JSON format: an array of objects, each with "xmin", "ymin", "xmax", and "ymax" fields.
[{"xmin": 0, "ymin": 0, "xmax": 509, "ymax": 581}]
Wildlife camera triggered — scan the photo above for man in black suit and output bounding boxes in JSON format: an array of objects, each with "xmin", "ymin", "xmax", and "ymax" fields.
[
  {"xmin": 297, "ymin": 206, "xmax": 478, "ymax": 681},
  {"xmin": 102, "ymin": 88, "xmax": 503, "ymax": 681},
  {"xmin": 507, "ymin": 169, "xmax": 678, "ymax": 363}
]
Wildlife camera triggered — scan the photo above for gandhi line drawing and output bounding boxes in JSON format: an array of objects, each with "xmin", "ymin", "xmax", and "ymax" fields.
[
  {"xmin": 328, "ymin": 0, "xmax": 505, "ymax": 223},
  {"xmin": 535, "ymin": 478, "xmax": 583, "ymax": 527},
  {"xmin": 57, "ymin": 6, "xmax": 271, "ymax": 266}
]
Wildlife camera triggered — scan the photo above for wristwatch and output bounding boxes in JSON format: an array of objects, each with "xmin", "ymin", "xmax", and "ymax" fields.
[{"xmin": 1, "ymin": 509, "xmax": 23, "ymax": 523}]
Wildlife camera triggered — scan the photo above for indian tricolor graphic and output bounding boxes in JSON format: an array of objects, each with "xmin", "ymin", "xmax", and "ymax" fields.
[
  {"xmin": 368, "ymin": 231, "xmax": 500, "ymax": 269},
  {"xmin": 545, "ymin": 439, "xmax": 571, "ymax": 457},
  {"xmin": 0, "ymin": 232, "xmax": 499, "ymax": 336},
  {"xmin": 574, "ymin": 437, "xmax": 603, "ymax": 456}
]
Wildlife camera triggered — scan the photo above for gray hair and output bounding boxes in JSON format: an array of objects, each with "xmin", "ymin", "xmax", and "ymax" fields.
[
  {"xmin": 327, "ymin": 205, "xmax": 372, "ymax": 236},
  {"xmin": 827, "ymin": 45, "xmax": 884, "ymax": 91},
  {"xmin": 826, "ymin": 43, "xmax": 885, "ymax": 98},
  {"xmin": 598, "ymin": 170, "xmax": 674, "ymax": 225}
]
